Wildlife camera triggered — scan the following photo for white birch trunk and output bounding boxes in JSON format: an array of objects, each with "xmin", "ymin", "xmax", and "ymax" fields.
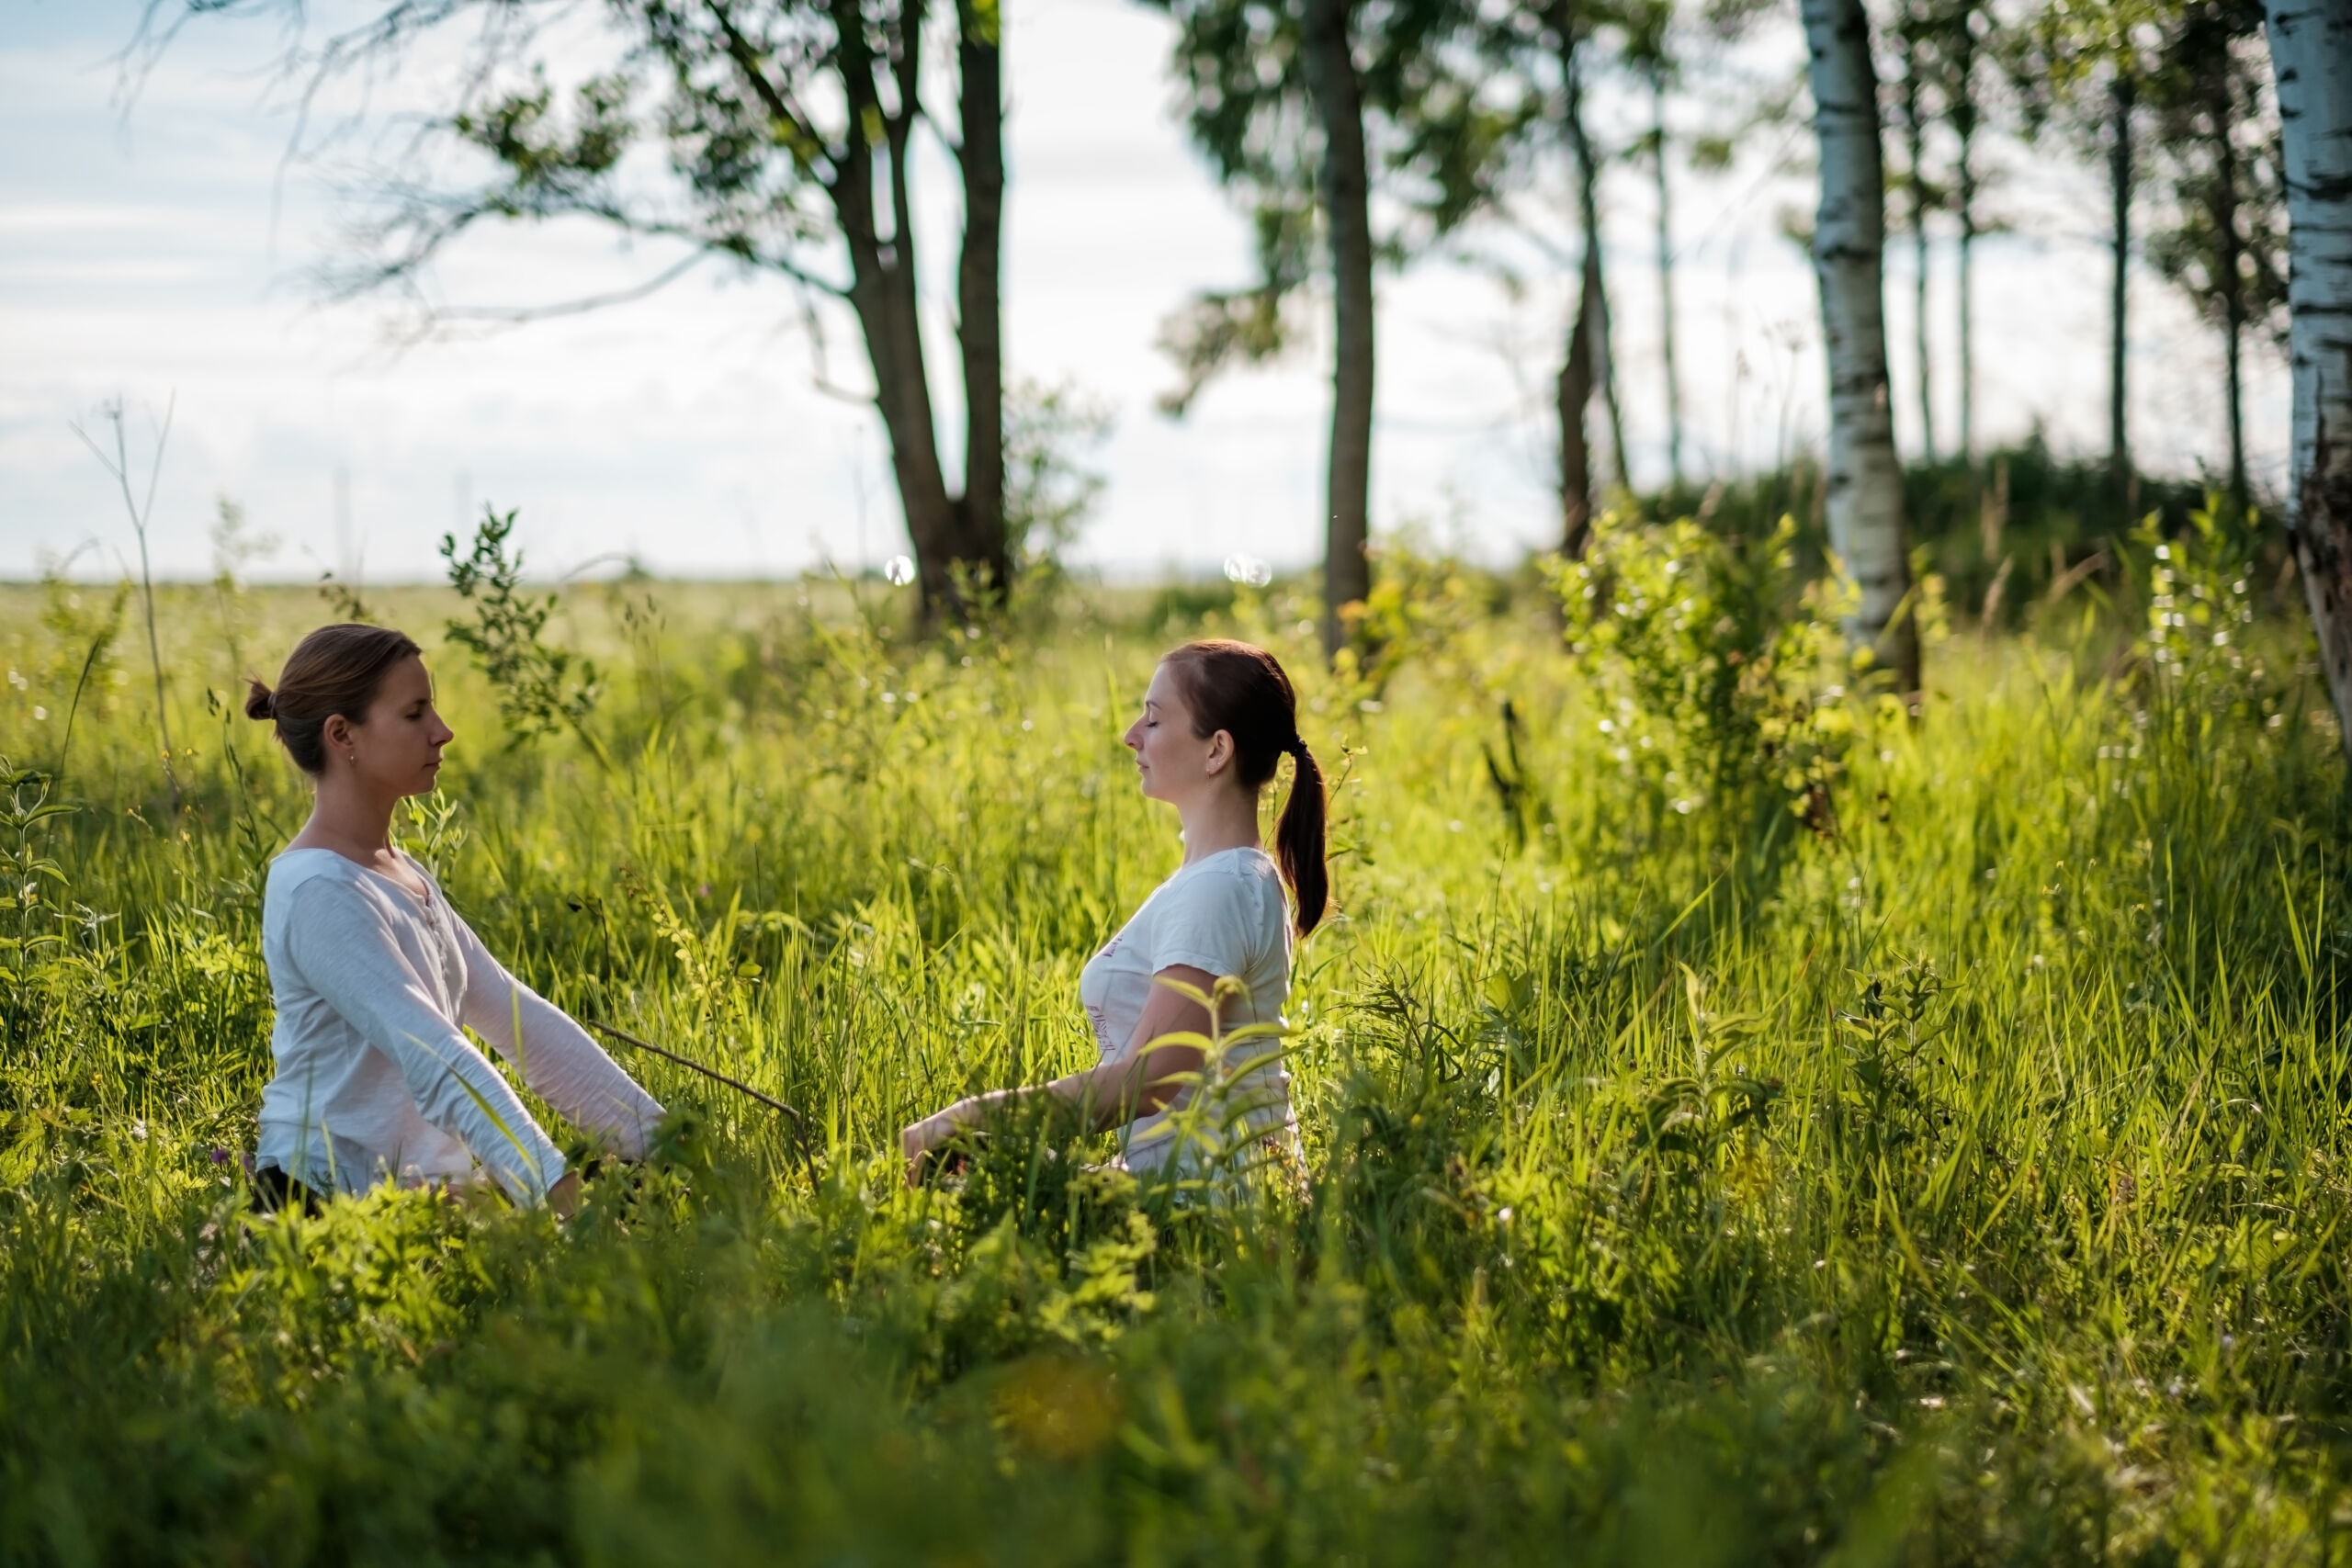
[
  {"xmin": 2266, "ymin": 1, "xmax": 2352, "ymax": 757},
  {"xmin": 1800, "ymin": 0, "xmax": 1917, "ymax": 690}
]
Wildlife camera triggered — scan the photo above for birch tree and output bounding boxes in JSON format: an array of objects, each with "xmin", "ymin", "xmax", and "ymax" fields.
[
  {"xmin": 2264, "ymin": 0, "xmax": 2352, "ymax": 754},
  {"xmin": 1800, "ymin": 0, "xmax": 1917, "ymax": 691}
]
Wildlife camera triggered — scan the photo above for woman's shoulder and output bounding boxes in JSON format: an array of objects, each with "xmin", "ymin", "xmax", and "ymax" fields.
[
  {"xmin": 1184, "ymin": 846, "xmax": 1282, "ymax": 894},
  {"xmin": 265, "ymin": 849, "xmax": 408, "ymax": 923},
  {"xmin": 1179, "ymin": 844, "xmax": 1278, "ymax": 877},
  {"xmin": 1153, "ymin": 849, "xmax": 1284, "ymax": 931},
  {"xmin": 267, "ymin": 847, "xmax": 360, "ymax": 897}
]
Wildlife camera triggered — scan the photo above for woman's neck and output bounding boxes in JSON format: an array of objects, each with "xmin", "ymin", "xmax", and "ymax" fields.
[
  {"xmin": 289, "ymin": 776, "xmax": 401, "ymax": 861},
  {"xmin": 1176, "ymin": 784, "xmax": 1261, "ymax": 865}
]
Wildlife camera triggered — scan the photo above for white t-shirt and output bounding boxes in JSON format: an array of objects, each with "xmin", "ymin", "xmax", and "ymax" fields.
[
  {"xmin": 1078, "ymin": 846, "xmax": 1297, "ymax": 1176},
  {"xmin": 257, "ymin": 848, "xmax": 663, "ymax": 1203}
]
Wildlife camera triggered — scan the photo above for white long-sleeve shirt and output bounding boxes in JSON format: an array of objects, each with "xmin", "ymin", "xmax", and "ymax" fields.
[{"xmin": 256, "ymin": 847, "xmax": 662, "ymax": 1204}]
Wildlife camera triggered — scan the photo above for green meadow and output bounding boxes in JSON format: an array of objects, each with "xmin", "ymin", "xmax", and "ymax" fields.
[{"xmin": 4, "ymin": 513, "xmax": 2351, "ymax": 1564}]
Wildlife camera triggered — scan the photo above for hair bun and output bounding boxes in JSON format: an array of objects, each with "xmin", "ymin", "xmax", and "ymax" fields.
[{"xmin": 243, "ymin": 679, "xmax": 277, "ymax": 722}]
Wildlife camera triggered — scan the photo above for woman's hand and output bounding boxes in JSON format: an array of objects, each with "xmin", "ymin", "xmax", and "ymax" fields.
[
  {"xmin": 900, "ymin": 1096, "xmax": 992, "ymax": 1187},
  {"xmin": 547, "ymin": 1169, "xmax": 582, "ymax": 1219}
]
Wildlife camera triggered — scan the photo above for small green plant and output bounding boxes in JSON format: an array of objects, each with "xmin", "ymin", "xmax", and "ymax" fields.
[
  {"xmin": 36, "ymin": 566, "xmax": 128, "ymax": 782},
  {"xmin": 440, "ymin": 506, "xmax": 601, "ymax": 748},
  {"xmin": 2138, "ymin": 494, "xmax": 2259, "ymax": 680},
  {"xmin": 209, "ymin": 496, "xmax": 278, "ymax": 681},
  {"xmin": 316, "ymin": 570, "xmax": 374, "ymax": 624},
  {"xmin": 70, "ymin": 397, "xmax": 181, "ymax": 811},
  {"xmin": 0, "ymin": 761, "xmax": 74, "ymax": 1025},
  {"xmin": 1553, "ymin": 510, "xmax": 1866, "ymax": 840},
  {"xmin": 1481, "ymin": 697, "xmax": 1554, "ymax": 851},
  {"xmin": 1335, "ymin": 530, "xmax": 1503, "ymax": 697},
  {"xmin": 1827, "ymin": 958, "xmax": 1952, "ymax": 1173}
]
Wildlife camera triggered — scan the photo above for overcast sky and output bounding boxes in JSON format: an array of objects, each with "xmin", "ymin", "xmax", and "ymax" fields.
[{"xmin": 1, "ymin": 0, "xmax": 2290, "ymax": 584}]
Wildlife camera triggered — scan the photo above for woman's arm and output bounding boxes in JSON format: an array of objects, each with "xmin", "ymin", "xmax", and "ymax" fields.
[
  {"xmin": 900, "ymin": 964, "xmax": 1215, "ymax": 1179},
  {"xmin": 284, "ymin": 879, "xmax": 568, "ymax": 1205},
  {"xmin": 450, "ymin": 915, "xmax": 666, "ymax": 1161}
]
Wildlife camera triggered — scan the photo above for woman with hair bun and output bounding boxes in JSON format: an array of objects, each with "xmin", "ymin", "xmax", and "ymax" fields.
[
  {"xmin": 245, "ymin": 624, "xmax": 662, "ymax": 1214},
  {"xmin": 900, "ymin": 638, "xmax": 1329, "ymax": 1184}
]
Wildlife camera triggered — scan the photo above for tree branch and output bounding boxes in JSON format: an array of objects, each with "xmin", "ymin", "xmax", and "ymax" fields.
[{"xmin": 702, "ymin": 0, "xmax": 837, "ymax": 183}]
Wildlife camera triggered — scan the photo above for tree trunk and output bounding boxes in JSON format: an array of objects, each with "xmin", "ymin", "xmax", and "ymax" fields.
[
  {"xmin": 1899, "ymin": 8, "xmax": 1936, "ymax": 464},
  {"xmin": 825, "ymin": 0, "xmax": 977, "ymax": 621},
  {"xmin": 839, "ymin": 199, "xmax": 959, "ymax": 614},
  {"xmin": 1555, "ymin": 6, "xmax": 1594, "ymax": 548},
  {"xmin": 955, "ymin": 0, "xmax": 1009, "ymax": 595},
  {"xmin": 2207, "ymin": 44, "xmax": 2251, "ymax": 513},
  {"xmin": 1303, "ymin": 0, "xmax": 1374, "ymax": 656},
  {"xmin": 1548, "ymin": 7, "xmax": 1627, "ymax": 521},
  {"xmin": 1953, "ymin": 9, "xmax": 1977, "ymax": 464},
  {"xmin": 1651, "ymin": 63, "xmax": 1684, "ymax": 491},
  {"xmin": 2110, "ymin": 73, "xmax": 2133, "ymax": 504},
  {"xmin": 1801, "ymin": 0, "xmax": 1918, "ymax": 691},
  {"xmin": 1560, "ymin": 243, "xmax": 1600, "ymax": 555},
  {"xmin": 2265, "ymin": 0, "xmax": 2352, "ymax": 755},
  {"xmin": 1593, "ymin": 216, "xmax": 1631, "ymax": 494}
]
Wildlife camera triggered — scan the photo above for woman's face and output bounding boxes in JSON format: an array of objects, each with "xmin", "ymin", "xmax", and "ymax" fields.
[
  {"xmin": 330, "ymin": 656, "xmax": 454, "ymax": 797},
  {"xmin": 1124, "ymin": 661, "xmax": 1233, "ymax": 807}
]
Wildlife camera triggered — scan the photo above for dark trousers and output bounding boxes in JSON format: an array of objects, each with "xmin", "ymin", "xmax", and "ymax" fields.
[{"xmin": 249, "ymin": 1163, "xmax": 324, "ymax": 1217}]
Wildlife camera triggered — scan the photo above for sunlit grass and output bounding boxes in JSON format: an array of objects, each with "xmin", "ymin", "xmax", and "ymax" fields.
[{"xmin": 1, "ymin": 558, "xmax": 2349, "ymax": 1563}]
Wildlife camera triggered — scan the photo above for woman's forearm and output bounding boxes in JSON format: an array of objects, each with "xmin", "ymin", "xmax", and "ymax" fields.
[
  {"xmin": 930, "ymin": 1050, "xmax": 1191, "ymax": 1142},
  {"xmin": 1046, "ymin": 1047, "xmax": 1199, "ymax": 1132}
]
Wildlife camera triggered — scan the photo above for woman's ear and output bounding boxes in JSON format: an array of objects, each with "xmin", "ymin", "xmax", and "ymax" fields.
[
  {"xmin": 321, "ymin": 713, "xmax": 352, "ymax": 759},
  {"xmin": 1205, "ymin": 728, "xmax": 1236, "ymax": 776}
]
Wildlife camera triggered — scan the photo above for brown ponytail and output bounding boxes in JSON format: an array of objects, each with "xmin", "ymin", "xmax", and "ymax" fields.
[
  {"xmin": 248, "ymin": 624, "xmax": 423, "ymax": 774},
  {"xmin": 1161, "ymin": 639, "xmax": 1330, "ymax": 937}
]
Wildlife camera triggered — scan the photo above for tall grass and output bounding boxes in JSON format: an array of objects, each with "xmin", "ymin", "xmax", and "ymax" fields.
[{"xmin": 0, "ymin": 544, "xmax": 2347, "ymax": 1565}]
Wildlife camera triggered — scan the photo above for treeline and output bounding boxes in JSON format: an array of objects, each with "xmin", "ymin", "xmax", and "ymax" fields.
[{"xmin": 143, "ymin": 2, "xmax": 2351, "ymax": 735}]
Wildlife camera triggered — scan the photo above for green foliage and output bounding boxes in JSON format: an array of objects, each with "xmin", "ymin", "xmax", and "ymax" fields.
[
  {"xmin": 2141, "ymin": 2, "xmax": 2289, "ymax": 351},
  {"xmin": 1336, "ymin": 531, "xmax": 1507, "ymax": 697},
  {"xmin": 1553, "ymin": 510, "xmax": 1869, "ymax": 844},
  {"xmin": 0, "ymin": 575, "xmax": 2349, "ymax": 1562},
  {"xmin": 1002, "ymin": 378, "xmax": 1114, "ymax": 595},
  {"xmin": 2138, "ymin": 492, "xmax": 2259, "ymax": 678},
  {"xmin": 1143, "ymin": 0, "xmax": 1510, "ymax": 408},
  {"xmin": 439, "ymin": 507, "xmax": 601, "ymax": 747},
  {"xmin": 0, "ymin": 763, "xmax": 75, "ymax": 1009}
]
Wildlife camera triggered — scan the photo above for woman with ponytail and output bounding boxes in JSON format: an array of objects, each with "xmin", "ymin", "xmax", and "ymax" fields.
[
  {"xmin": 902, "ymin": 638, "xmax": 1328, "ymax": 1183},
  {"xmin": 244, "ymin": 625, "xmax": 662, "ymax": 1214}
]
